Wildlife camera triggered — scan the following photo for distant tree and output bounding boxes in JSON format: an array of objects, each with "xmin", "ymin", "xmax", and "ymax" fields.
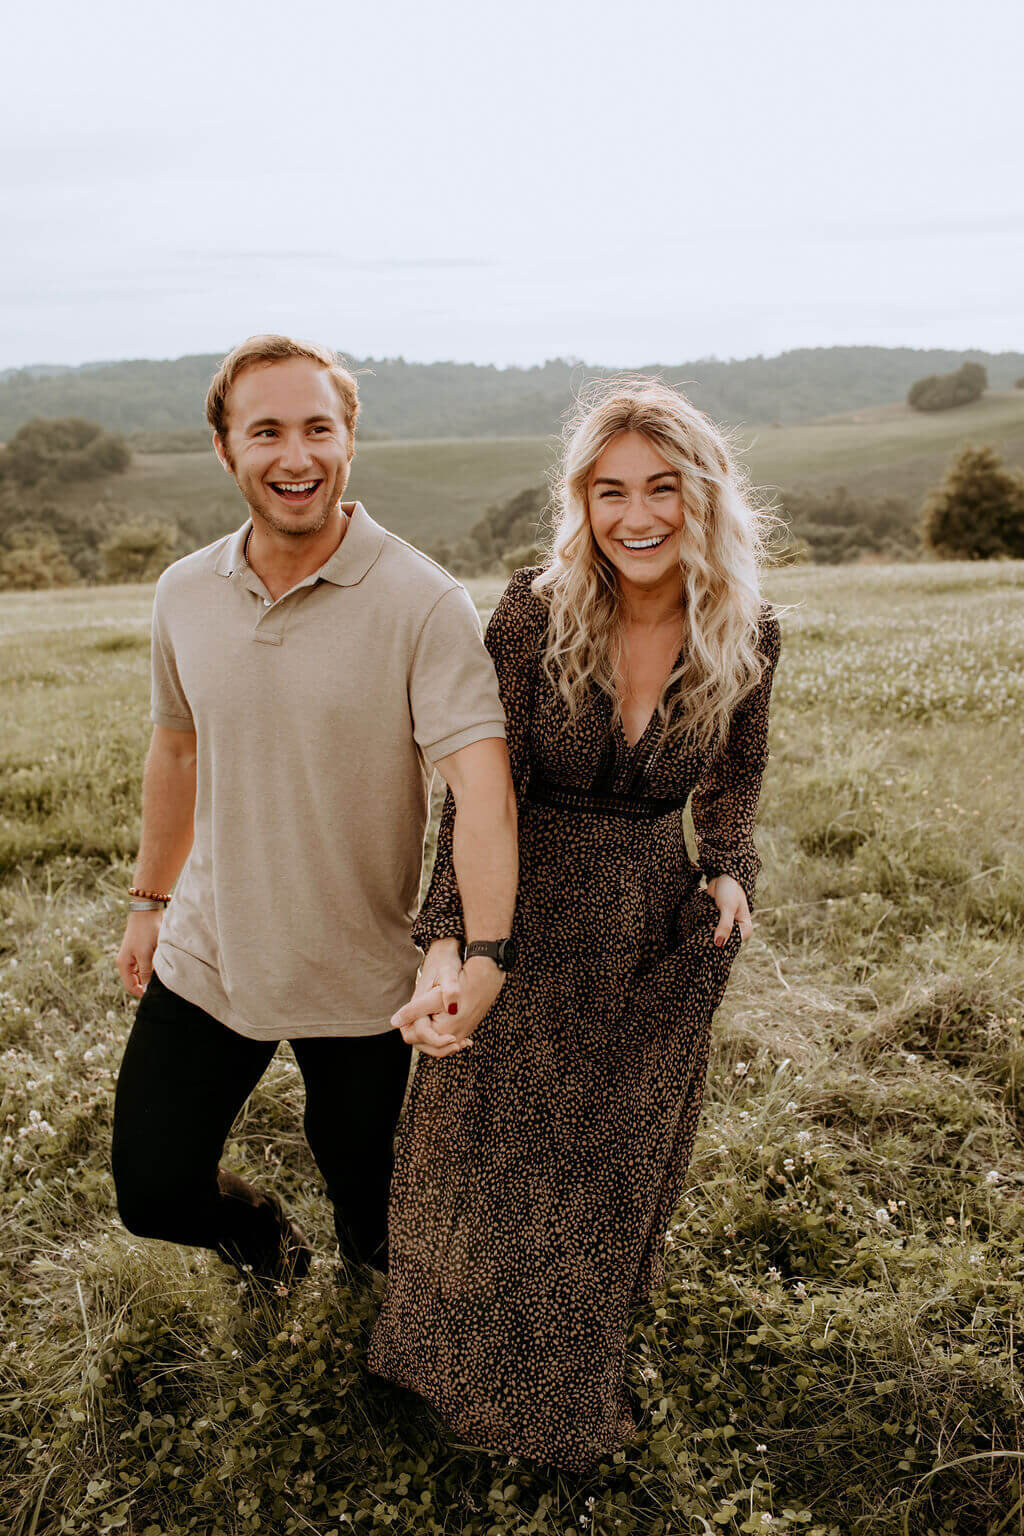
[
  {"xmin": 0, "ymin": 416, "xmax": 130, "ymax": 489},
  {"xmin": 777, "ymin": 485, "xmax": 916, "ymax": 564},
  {"xmin": 1016, "ymin": 377, "xmax": 1024, "ymax": 390},
  {"xmin": 501, "ymin": 543, "xmax": 544, "ymax": 573},
  {"xmin": 0, "ymin": 531, "xmax": 76, "ymax": 590},
  {"xmin": 100, "ymin": 521, "xmax": 179, "ymax": 583},
  {"xmin": 907, "ymin": 362, "xmax": 987, "ymax": 412},
  {"xmin": 921, "ymin": 444, "xmax": 1024, "ymax": 559}
]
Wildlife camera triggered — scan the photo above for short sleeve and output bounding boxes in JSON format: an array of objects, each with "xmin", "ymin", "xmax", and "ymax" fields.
[
  {"xmin": 150, "ymin": 580, "xmax": 195, "ymax": 732},
  {"xmin": 410, "ymin": 568, "xmax": 542, "ymax": 952},
  {"xmin": 409, "ymin": 585, "xmax": 506, "ymax": 764}
]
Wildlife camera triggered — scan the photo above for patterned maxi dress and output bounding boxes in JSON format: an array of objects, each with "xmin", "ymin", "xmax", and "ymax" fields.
[{"xmin": 368, "ymin": 568, "xmax": 782, "ymax": 1471}]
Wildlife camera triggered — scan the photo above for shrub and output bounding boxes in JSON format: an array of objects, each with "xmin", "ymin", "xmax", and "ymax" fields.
[
  {"xmin": 100, "ymin": 521, "xmax": 180, "ymax": 582},
  {"xmin": 0, "ymin": 531, "xmax": 77, "ymax": 589},
  {"xmin": 907, "ymin": 362, "xmax": 987, "ymax": 412},
  {"xmin": 0, "ymin": 416, "xmax": 131, "ymax": 489},
  {"xmin": 920, "ymin": 443, "xmax": 1024, "ymax": 559},
  {"xmin": 440, "ymin": 485, "xmax": 550, "ymax": 575},
  {"xmin": 777, "ymin": 486, "xmax": 916, "ymax": 564},
  {"xmin": 501, "ymin": 543, "xmax": 544, "ymax": 573}
]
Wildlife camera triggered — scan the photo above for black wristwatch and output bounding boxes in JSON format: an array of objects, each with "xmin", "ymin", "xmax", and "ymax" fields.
[{"xmin": 463, "ymin": 938, "xmax": 517, "ymax": 972}]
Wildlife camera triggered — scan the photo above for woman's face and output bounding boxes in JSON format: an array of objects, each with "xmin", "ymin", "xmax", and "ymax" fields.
[{"xmin": 587, "ymin": 431, "xmax": 685, "ymax": 597}]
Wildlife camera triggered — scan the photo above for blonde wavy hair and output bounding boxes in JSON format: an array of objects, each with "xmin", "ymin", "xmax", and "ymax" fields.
[{"xmin": 532, "ymin": 376, "xmax": 777, "ymax": 755}]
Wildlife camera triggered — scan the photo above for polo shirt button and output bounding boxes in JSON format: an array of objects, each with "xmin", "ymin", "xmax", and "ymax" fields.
[{"xmin": 263, "ymin": 598, "xmax": 271, "ymax": 607}]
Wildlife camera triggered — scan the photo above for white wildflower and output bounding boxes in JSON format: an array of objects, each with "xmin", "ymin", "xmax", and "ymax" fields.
[
  {"xmin": 985, "ymin": 1170, "xmax": 1000, "ymax": 1186},
  {"xmin": 875, "ymin": 1209, "xmax": 890, "ymax": 1224},
  {"xmin": 734, "ymin": 1061, "xmax": 748, "ymax": 1077}
]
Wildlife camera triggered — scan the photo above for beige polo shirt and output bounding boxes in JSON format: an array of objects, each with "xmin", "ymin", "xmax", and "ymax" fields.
[{"xmin": 150, "ymin": 501, "xmax": 505, "ymax": 1041}]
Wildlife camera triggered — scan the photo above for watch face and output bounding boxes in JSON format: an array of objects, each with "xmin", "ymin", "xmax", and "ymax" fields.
[{"xmin": 498, "ymin": 937, "xmax": 517, "ymax": 971}]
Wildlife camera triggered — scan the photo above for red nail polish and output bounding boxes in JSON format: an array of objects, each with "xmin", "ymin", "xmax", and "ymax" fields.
[{"xmin": 447, "ymin": 1003, "xmax": 458, "ymax": 1015}]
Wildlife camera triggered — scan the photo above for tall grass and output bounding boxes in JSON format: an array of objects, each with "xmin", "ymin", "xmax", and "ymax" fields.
[{"xmin": 1, "ymin": 564, "xmax": 1022, "ymax": 1535}]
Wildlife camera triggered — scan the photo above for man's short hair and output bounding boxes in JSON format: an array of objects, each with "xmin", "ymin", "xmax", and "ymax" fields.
[{"xmin": 205, "ymin": 334, "xmax": 360, "ymax": 444}]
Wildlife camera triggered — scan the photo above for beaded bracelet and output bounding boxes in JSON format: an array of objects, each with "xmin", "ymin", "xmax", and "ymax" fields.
[{"xmin": 129, "ymin": 886, "xmax": 172, "ymax": 904}]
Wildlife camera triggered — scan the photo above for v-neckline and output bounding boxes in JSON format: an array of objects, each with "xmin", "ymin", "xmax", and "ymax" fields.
[
  {"xmin": 616, "ymin": 708, "xmax": 661, "ymax": 753},
  {"xmin": 612, "ymin": 640, "xmax": 686, "ymax": 752}
]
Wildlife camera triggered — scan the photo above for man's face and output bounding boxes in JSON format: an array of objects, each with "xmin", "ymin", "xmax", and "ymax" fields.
[{"xmin": 214, "ymin": 357, "xmax": 353, "ymax": 538}]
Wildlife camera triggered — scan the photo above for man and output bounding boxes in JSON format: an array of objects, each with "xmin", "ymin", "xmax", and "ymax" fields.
[{"xmin": 111, "ymin": 334, "xmax": 518, "ymax": 1290}]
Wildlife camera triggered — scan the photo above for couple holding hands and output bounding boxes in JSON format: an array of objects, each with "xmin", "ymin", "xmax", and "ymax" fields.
[{"xmin": 111, "ymin": 333, "xmax": 780, "ymax": 1471}]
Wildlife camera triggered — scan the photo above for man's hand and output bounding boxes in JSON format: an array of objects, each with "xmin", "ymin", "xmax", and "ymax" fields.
[
  {"xmin": 389, "ymin": 939, "xmax": 464, "ymax": 1059},
  {"xmin": 707, "ymin": 874, "xmax": 753, "ymax": 947},
  {"xmin": 116, "ymin": 910, "xmax": 164, "ymax": 998},
  {"xmin": 419, "ymin": 938, "xmax": 462, "ymax": 1015}
]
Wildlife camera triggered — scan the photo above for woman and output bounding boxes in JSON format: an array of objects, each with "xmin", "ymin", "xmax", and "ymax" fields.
[{"xmin": 368, "ymin": 377, "xmax": 782, "ymax": 1471}]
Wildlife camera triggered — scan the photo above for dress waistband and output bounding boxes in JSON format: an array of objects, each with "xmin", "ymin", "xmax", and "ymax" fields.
[{"xmin": 524, "ymin": 774, "xmax": 686, "ymax": 821}]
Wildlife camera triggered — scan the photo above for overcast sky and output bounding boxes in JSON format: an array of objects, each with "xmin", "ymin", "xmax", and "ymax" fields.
[{"xmin": 3, "ymin": 0, "xmax": 1022, "ymax": 370}]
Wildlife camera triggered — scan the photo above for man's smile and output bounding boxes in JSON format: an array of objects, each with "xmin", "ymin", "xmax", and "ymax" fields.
[{"xmin": 269, "ymin": 479, "xmax": 324, "ymax": 505}]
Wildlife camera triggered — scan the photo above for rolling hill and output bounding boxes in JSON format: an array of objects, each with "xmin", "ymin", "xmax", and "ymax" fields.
[{"xmin": 6, "ymin": 389, "xmax": 1022, "ymax": 577}]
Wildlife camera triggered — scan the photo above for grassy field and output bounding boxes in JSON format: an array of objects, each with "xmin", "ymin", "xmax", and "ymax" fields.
[
  {"xmin": 1, "ymin": 564, "xmax": 1023, "ymax": 1535},
  {"xmin": 27, "ymin": 392, "xmax": 1024, "ymax": 561}
]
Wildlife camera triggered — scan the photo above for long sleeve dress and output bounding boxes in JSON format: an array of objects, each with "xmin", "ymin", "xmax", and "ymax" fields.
[{"xmin": 368, "ymin": 567, "xmax": 782, "ymax": 1472}]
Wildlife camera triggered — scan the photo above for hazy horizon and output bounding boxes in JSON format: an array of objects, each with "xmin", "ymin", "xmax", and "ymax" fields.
[{"xmin": 9, "ymin": 339, "xmax": 1024, "ymax": 378}]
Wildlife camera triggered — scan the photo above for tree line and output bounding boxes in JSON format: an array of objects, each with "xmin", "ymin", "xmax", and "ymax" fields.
[{"xmin": 4, "ymin": 346, "xmax": 1024, "ymax": 442}]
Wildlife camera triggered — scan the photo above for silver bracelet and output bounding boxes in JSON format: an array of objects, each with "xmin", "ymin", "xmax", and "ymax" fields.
[{"xmin": 129, "ymin": 898, "xmax": 166, "ymax": 911}]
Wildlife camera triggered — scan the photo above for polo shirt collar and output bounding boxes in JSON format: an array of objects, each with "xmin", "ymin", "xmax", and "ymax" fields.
[{"xmin": 213, "ymin": 501, "xmax": 386, "ymax": 587}]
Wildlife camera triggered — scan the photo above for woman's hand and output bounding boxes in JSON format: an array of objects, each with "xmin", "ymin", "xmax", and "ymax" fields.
[{"xmin": 706, "ymin": 874, "xmax": 753, "ymax": 947}]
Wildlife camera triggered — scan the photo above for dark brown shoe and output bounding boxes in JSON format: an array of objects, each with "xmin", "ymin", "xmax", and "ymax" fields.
[{"xmin": 216, "ymin": 1181, "xmax": 314, "ymax": 1294}]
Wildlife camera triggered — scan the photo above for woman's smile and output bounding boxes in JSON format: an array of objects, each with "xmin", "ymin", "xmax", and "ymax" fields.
[{"xmin": 617, "ymin": 532, "xmax": 672, "ymax": 552}]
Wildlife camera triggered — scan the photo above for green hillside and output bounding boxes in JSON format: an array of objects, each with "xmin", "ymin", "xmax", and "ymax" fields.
[
  {"xmin": 742, "ymin": 390, "xmax": 1024, "ymax": 498},
  {"xmin": 38, "ymin": 436, "xmax": 558, "ymax": 555},
  {"xmin": 11, "ymin": 391, "xmax": 1023, "ymax": 574},
  {"xmin": 3, "ymin": 345, "xmax": 1024, "ymax": 439}
]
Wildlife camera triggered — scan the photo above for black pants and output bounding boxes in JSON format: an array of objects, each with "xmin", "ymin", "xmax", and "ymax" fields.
[{"xmin": 111, "ymin": 971, "xmax": 412, "ymax": 1276}]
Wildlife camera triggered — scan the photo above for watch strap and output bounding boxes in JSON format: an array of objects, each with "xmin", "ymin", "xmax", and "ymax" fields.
[{"xmin": 463, "ymin": 938, "xmax": 516, "ymax": 971}]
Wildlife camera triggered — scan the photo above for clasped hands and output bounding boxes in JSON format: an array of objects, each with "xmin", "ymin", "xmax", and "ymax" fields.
[
  {"xmin": 391, "ymin": 938, "xmax": 504, "ymax": 1059},
  {"xmin": 393, "ymin": 878, "xmax": 749, "ymax": 1060}
]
